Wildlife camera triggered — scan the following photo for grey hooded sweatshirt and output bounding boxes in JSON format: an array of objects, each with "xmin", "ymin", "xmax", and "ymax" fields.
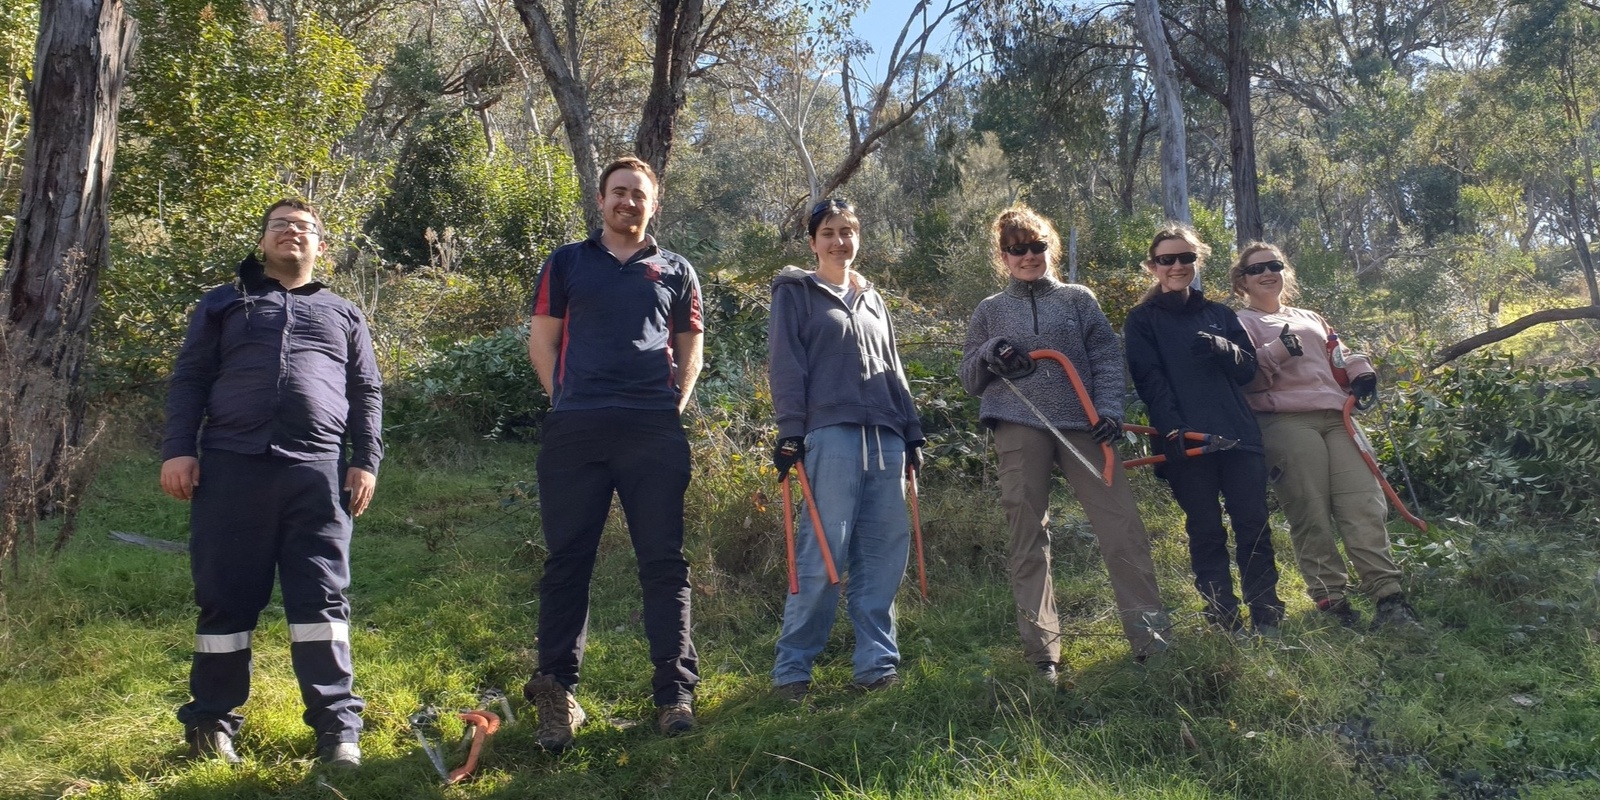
[
  {"xmin": 959, "ymin": 276, "xmax": 1126, "ymax": 431},
  {"xmin": 768, "ymin": 265, "xmax": 924, "ymax": 444}
]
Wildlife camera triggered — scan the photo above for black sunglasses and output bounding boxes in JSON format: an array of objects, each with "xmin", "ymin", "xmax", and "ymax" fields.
[
  {"xmin": 1004, "ymin": 241, "xmax": 1049, "ymax": 257},
  {"xmin": 1152, "ymin": 252, "xmax": 1199, "ymax": 266},
  {"xmin": 1242, "ymin": 260, "xmax": 1286, "ymax": 276}
]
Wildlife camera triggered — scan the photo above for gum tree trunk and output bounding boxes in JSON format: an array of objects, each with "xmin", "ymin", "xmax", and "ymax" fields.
[{"xmin": 1, "ymin": 0, "xmax": 136, "ymax": 568}]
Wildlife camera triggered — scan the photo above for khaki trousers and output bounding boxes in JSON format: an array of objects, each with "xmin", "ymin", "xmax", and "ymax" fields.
[
  {"xmin": 994, "ymin": 422, "xmax": 1167, "ymax": 662},
  {"xmin": 1259, "ymin": 410, "xmax": 1403, "ymax": 603}
]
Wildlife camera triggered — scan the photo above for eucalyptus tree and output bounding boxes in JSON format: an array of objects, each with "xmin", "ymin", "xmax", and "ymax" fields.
[
  {"xmin": 708, "ymin": 0, "xmax": 981, "ymax": 231},
  {"xmin": 1, "ymin": 0, "xmax": 135, "ymax": 560}
]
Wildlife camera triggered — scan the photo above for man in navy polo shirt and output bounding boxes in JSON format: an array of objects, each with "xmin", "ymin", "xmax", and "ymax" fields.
[
  {"xmin": 161, "ymin": 199, "xmax": 381, "ymax": 768},
  {"xmin": 523, "ymin": 156, "xmax": 705, "ymax": 751}
]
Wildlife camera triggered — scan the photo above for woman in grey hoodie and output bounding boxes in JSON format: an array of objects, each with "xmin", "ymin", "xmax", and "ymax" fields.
[
  {"xmin": 960, "ymin": 206, "xmax": 1169, "ymax": 682},
  {"xmin": 767, "ymin": 199, "xmax": 924, "ymax": 700}
]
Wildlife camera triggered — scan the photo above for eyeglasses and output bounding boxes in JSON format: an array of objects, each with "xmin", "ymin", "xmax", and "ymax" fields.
[
  {"xmin": 1152, "ymin": 252, "xmax": 1198, "ymax": 267},
  {"xmin": 266, "ymin": 218, "xmax": 320, "ymax": 234},
  {"xmin": 1242, "ymin": 260, "xmax": 1286, "ymax": 276},
  {"xmin": 1003, "ymin": 241, "xmax": 1049, "ymax": 257}
]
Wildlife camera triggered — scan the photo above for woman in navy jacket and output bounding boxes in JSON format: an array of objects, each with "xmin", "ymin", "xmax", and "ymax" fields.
[{"xmin": 1123, "ymin": 224, "xmax": 1284, "ymax": 637}]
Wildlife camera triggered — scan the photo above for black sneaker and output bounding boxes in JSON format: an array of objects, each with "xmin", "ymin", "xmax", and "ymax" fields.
[
  {"xmin": 1317, "ymin": 597, "xmax": 1361, "ymax": 628},
  {"xmin": 185, "ymin": 724, "xmax": 242, "ymax": 765},
  {"xmin": 1372, "ymin": 594, "xmax": 1423, "ymax": 633}
]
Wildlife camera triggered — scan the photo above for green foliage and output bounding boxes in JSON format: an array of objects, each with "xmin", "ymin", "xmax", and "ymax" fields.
[
  {"xmin": 100, "ymin": 0, "xmax": 373, "ymax": 390},
  {"xmin": 367, "ymin": 110, "xmax": 581, "ymax": 305},
  {"xmin": 0, "ymin": 0, "xmax": 35, "ymax": 241},
  {"xmin": 385, "ymin": 322, "xmax": 548, "ymax": 441},
  {"xmin": 1382, "ymin": 352, "xmax": 1600, "ymax": 523}
]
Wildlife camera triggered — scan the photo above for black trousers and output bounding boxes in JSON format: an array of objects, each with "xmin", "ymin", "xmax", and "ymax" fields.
[
  {"xmin": 1164, "ymin": 449, "xmax": 1284, "ymax": 627},
  {"xmin": 177, "ymin": 451, "xmax": 363, "ymax": 744},
  {"xmin": 535, "ymin": 408, "xmax": 699, "ymax": 706}
]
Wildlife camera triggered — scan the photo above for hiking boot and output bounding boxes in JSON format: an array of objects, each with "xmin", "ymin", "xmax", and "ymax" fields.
[
  {"xmin": 1253, "ymin": 622, "xmax": 1281, "ymax": 640},
  {"xmin": 318, "ymin": 742, "xmax": 361, "ymax": 769},
  {"xmin": 1035, "ymin": 661, "xmax": 1059, "ymax": 684},
  {"xmin": 524, "ymin": 674, "xmax": 586, "ymax": 751},
  {"xmin": 657, "ymin": 703, "xmax": 696, "ymax": 735},
  {"xmin": 773, "ymin": 681, "xmax": 810, "ymax": 703},
  {"xmin": 1203, "ymin": 604, "xmax": 1244, "ymax": 635},
  {"xmin": 853, "ymin": 673, "xmax": 901, "ymax": 693},
  {"xmin": 1372, "ymin": 594, "xmax": 1424, "ymax": 633},
  {"xmin": 185, "ymin": 724, "xmax": 242, "ymax": 765},
  {"xmin": 1317, "ymin": 597, "xmax": 1361, "ymax": 628}
]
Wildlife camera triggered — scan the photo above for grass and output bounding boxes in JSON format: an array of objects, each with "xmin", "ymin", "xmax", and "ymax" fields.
[{"xmin": 2, "ymin": 437, "xmax": 1598, "ymax": 799}]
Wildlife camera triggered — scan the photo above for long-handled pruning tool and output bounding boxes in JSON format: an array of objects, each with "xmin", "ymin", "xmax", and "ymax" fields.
[
  {"xmin": 1120, "ymin": 424, "xmax": 1240, "ymax": 468},
  {"xmin": 1343, "ymin": 394, "xmax": 1428, "ymax": 532},
  {"xmin": 781, "ymin": 462, "xmax": 840, "ymax": 591}
]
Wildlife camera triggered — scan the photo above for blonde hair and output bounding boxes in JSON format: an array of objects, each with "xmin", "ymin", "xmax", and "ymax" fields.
[
  {"xmin": 1139, "ymin": 223, "xmax": 1211, "ymax": 302},
  {"xmin": 1230, "ymin": 241, "xmax": 1301, "ymax": 304},
  {"xmin": 988, "ymin": 205, "xmax": 1062, "ymax": 281}
]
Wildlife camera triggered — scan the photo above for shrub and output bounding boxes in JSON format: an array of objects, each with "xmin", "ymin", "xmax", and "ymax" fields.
[
  {"xmin": 385, "ymin": 323, "xmax": 547, "ymax": 441},
  {"xmin": 1381, "ymin": 351, "xmax": 1600, "ymax": 523}
]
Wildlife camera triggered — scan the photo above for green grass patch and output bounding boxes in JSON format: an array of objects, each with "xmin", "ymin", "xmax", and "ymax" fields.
[{"xmin": 2, "ymin": 440, "xmax": 1598, "ymax": 799}]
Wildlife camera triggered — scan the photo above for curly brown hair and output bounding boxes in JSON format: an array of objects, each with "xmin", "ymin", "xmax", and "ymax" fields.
[{"xmin": 988, "ymin": 205, "xmax": 1061, "ymax": 281}]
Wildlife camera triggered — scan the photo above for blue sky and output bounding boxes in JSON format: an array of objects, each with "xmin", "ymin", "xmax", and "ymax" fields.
[{"xmin": 847, "ymin": 0, "xmax": 965, "ymax": 81}]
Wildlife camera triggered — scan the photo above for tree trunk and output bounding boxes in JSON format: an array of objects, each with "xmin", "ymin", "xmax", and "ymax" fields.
[
  {"xmin": 514, "ymin": 0, "xmax": 601, "ymax": 230},
  {"xmin": 1566, "ymin": 179, "xmax": 1600, "ymax": 306},
  {"xmin": 1, "ymin": 0, "xmax": 136, "ymax": 567},
  {"xmin": 1225, "ymin": 0, "xmax": 1262, "ymax": 247},
  {"xmin": 636, "ymin": 0, "xmax": 704, "ymax": 179},
  {"xmin": 1133, "ymin": 0, "xmax": 1189, "ymax": 225}
]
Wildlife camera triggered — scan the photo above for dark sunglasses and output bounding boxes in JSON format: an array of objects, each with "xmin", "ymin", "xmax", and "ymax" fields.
[
  {"xmin": 1242, "ymin": 260, "xmax": 1286, "ymax": 276},
  {"xmin": 1003, "ymin": 241, "xmax": 1049, "ymax": 257},
  {"xmin": 1152, "ymin": 252, "xmax": 1199, "ymax": 266}
]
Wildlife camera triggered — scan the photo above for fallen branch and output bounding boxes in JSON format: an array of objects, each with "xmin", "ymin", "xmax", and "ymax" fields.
[{"xmin": 1430, "ymin": 306, "xmax": 1600, "ymax": 368}]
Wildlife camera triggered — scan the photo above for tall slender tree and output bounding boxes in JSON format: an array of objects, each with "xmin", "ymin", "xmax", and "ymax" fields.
[{"xmin": 1, "ymin": 0, "xmax": 136, "ymax": 565}]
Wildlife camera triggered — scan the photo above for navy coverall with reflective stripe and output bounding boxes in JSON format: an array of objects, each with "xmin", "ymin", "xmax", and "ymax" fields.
[{"xmin": 164, "ymin": 255, "xmax": 383, "ymax": 744}]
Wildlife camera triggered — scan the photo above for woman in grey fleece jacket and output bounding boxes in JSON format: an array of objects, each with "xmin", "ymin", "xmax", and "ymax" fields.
[
  {"xmin": 767, "ymin": 199, "xmax": 923, "ymax": 700},
  {"xmin": 959, "ymin": 206, "xmax": 1170, "ymax": 680}
]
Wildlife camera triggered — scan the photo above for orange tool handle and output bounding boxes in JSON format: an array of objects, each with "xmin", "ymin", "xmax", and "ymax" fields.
[
  {"xmin": 1028, "ymin": 350, "xmax": 1115, "ymax": 487},
  {"xmin": 908, "ymin": 467, "xmax": 929, "ymax": 601},
  {"xmin": 1342, "ymin": 395, "xmax": 1427, "ymax": 532},
  {"xmin": 792, "ymin": 463, "xmax": 841, "ymax": 585},
  {"xmin": 447, "ymin": 709, "xmax": 501, "ymax": 784},
  {"xmin": 781, "ymin": 477, "xmax": 799, "ymax": 595}
]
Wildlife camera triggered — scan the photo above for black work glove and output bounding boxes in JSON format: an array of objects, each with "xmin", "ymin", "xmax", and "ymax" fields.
[
  {"xmin": 1351, "ymin": 373, "xmax": 1378, "ymax": 411},
  {"xmin": 1192, "ymin": 331, "xmax": 1235, "ymax": 360},
  {"xmin": 1278, "ymin": 323, "xmax": 1304, "ymax": 357},
  {"xmin": 905, "ymin": 441, "xmax": 923, "ymax": 480},
  {"xmin": 774, "ymin": 437, "xmax": 805, "ymax": 481},
  {"xmin": 1164, "ymin": 427, "xmax": 1193, "ymax": 463},
  {"xmin": 1090, "ymin": 416, "xmax": 1122, "ymax": 445},
  {"xmin": 985, "ymin": 339, "xmax": 1036, "ymax": 379}
]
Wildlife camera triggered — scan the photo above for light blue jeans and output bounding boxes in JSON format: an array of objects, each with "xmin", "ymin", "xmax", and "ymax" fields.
[{"xmin": 773, "ymin": 423, "xmax": 910, "ymax": 686}]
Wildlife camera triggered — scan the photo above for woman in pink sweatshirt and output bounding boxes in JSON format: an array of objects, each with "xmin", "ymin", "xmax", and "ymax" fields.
[{"xmin": 1231, "ymin": 243, "xmax": 1421, "ymax": 632}]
